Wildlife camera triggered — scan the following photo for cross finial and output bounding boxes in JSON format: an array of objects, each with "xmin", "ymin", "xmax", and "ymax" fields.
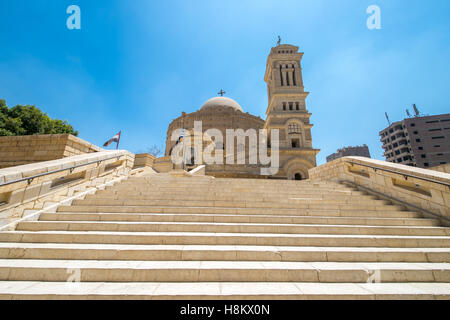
[
  {"xmin": 218, "ymin": 89, "xmax": 226, "ymax": 97},
  {"xmin": 277, "ymin": 36, "xmax": 281, "ymax": 46}
]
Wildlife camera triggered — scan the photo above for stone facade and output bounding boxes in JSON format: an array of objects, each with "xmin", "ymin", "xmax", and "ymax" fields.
[
  {"xmin": 163, "ymin": 43, "xmax": 319, "ymax": 180},
  {"xmin": 0, "ymin": 134, "xmax": 102, "ymax": 169},
  {"xmin": 263, "ymin": 44, "xmax": 320, "ymax": 180}
]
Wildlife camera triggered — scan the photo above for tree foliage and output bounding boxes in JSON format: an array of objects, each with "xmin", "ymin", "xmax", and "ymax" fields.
[{"xmin": 0, "ymin": 99, "xmax": 78, "ymax": 137}]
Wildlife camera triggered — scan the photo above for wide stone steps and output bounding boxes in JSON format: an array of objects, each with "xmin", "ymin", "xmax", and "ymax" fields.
[
  {"xmin": 1, "ymin": 174, "xmax": 449, "ymax": 299},
  {"xmin": 0, "ymin": 243, "xmax": 449, "ymax": 263},
  {"xmin": 38, "ymin": 212, "xmax": 440, "ymax": 227},
  {"xmin": 1, "ymin": 231, "xmax": 450, "ymax": 248},
  {"xmin": 15, "ymin": 221, "xmax": 450, "ymax": 236},
  {"xmin": 0, "ymin": 260, "xmax": 449, "ymax": 283},
  {"xmin": 87, "ymin": 192, "xmax": 377, "ymax": 201},
  {"xmin": 72, "ymin": 198, "xmax": 392, "ymax": 208},
  {"xmin": 107, "ymin": 186, "xmax": 367, "ymax": 195},
  {"xmin": 57, "ymin": 207, "xmax": 422, "ymax": 220},
  {"xmin": 1, "ymin": 281, "xmax": 449, "ymax": 300},
  {"xmin": 58, "ymin": 204, "xmax": 410, "ymax": 215}
]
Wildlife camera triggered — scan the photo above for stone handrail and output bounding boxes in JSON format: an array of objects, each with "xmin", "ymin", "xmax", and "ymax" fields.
[
  {"xmin": 0, "ymin": 150, "xmax": 135, "ymax": 230},
  {"xmin": 309, "ymin": 157, "xmax": 450, "ymax": 225}
]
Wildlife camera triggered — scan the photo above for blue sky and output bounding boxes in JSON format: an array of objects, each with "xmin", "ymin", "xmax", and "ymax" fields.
[{"xmin": 1, "ymin": 0, "xmax": 449, "ymax": 164}]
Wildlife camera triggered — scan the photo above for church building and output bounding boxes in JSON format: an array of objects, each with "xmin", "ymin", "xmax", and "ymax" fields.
[{"xmin": 163, "ymin": 43, "xmax": 320, "ymax": 180}]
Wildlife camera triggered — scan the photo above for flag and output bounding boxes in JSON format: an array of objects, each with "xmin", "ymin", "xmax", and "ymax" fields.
[{"xmin": 103, "ymin": 131, "xmax": 121, "ymax": 149}]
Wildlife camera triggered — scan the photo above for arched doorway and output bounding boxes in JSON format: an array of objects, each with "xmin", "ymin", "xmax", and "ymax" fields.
[{"xmin": 294, "ymin": 173, "xmax": 303, "ymax": 181}]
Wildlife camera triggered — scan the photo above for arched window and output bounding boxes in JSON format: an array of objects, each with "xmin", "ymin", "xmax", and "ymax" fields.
[
  {"xmin": 294, "ymin": 173, "xmax": 303, "ymax": 181},
  {"xmin": 288, "ymin": 123, "xmax": 301, "ymax": 134}
]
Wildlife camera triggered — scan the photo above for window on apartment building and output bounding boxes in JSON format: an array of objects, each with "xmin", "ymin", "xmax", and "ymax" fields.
[
  {"xmin": 418, "ymin": 147, "xmax": 424, "ymax": 150},
  {"xmin": 413, "ymin": 131, "xmax": 418, "ymax": 134},
  {"xmin": 441, "ymin": 119, "xmax": 450, "ymax": 122},
  {"xmin": 421, "ymin": 155, "xmax": 426, "ymax": 159},
  {"xmin": 441, "ymin": 162, "xmax": 447, "ymax": 165},
  {"xmin": 437, "ymin": 153, "xmax": 444, "ymax": 156},
  {"xmin": 416, "ymin": 139, "xmax": 421, "ymax": 143},
  {"xmin": 434, "ymin": 145, "xmax": 441, "ymax": 148},
  {"xmin": 424, "ymin": 163, "xmax": 429, "ymax": 167},
  {"xmin": 410, "ymin": 123, "xmax": 416, "ymax": 127},
  {"xmin": 426, "ymin": 120, "xmax": 439, "ymax": 124},
  {"xmin": 432, "ymin": 136, "xmax": 445, "ymax": 140},
  {"xmin": 429, "ymin": 129, "xmax": 442, "ymax": 132}
]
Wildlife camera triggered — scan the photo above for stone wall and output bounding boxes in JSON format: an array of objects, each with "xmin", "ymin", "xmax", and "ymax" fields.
[
  {"xmin": 0, "ymin": 134, "xmax": 103, "ymax": 169},
  {"xmin": 0, "ymin": 150, "xmax": 134, "ymax": 230},
  {"xmin": 133, "ymin": 153, "xmax": 156, "ymax": 169},
  {"xmin": 309, "ymin": 156, "xmax": 450, "ymax": 225},
  {"xmin": 432, "ymin": 163, "xmax": 450, "ymax": 174}
]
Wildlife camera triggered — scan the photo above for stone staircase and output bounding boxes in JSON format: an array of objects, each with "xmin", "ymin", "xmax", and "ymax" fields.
[{"xmin": 0, "ymin": 174, "xmax": 449, "ymax": 299}]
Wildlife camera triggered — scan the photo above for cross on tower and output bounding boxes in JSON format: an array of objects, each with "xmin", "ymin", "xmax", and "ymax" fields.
[{"xmin": 218, "ymin": 89, "xmax": 226, "ymax": 97}]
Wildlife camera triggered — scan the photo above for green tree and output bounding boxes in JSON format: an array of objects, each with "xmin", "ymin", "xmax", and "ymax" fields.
[{"xmin": 0, "ymin": 100, "xmax": 78, "ymax": 137}]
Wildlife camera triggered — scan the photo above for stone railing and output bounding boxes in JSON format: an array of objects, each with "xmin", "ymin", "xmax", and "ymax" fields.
[
  {"xmin": 0, "ymin": 150, "xmax": 135, "ymax": 230},
  {"xmin": 309, "ymin": 157, "xmax": 450, "ymax": 226}
]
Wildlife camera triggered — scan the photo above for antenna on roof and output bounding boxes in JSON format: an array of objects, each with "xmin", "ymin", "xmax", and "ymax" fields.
[
  {"xmin": 385, "ymin": 112, "xmax": 391, "ymax": 126},
  {"xmin": 413, "ymin": 104, "xmax": 420, "ymax": 117},
  {"xmin": 406, "ymin": 109, "xmax": 411, "ymax": 118}
]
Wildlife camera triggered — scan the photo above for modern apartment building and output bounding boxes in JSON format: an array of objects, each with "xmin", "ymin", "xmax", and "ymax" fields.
[
  {"xmin": 380, "ymin": 113, "xmax": 450, "ymax": 168},
  {"xmin": 326, "ymin": 145, "xmax": 371, "ymax": 163}
]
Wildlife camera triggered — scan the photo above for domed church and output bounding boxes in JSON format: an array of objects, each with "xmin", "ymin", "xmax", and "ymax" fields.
[{"xmin": 163, "ymin": 43, "xmax": 320, "ymax": 180}]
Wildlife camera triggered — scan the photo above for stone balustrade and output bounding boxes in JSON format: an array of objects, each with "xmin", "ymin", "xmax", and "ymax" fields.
[
  {"xmin": 309, "ymin": 157, "xmax": 450, "ymax": 225},
  {"xmin": 0, "ymin": 150, "xmax": 135, "ymax": 230},
  {"xmin": 133, "ymin": 153, "xmax": 156, "ymax": 169}
]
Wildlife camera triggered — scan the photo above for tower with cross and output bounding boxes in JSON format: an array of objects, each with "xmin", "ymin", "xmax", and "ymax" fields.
[
  {"xmin": 263, "ymin": 43, "xmax": 320, "ymax": 178},
  {"xmin": 218, "ymin": 89, "xmax": 226, "ymax": 97}
]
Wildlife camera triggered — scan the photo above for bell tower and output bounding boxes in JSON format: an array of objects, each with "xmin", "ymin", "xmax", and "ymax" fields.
[{"xmin": 264, "ymin": 43, "xmax": 320, "ymax": 179}]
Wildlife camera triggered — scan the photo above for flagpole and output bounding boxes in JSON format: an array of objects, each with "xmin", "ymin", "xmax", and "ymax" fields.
[
  {"xmin": 116, "ymin": 131, "xmax": 121, "ymax": 150},
  {"xmin": 181, "ymin": 129, "xmax": 185, "ymax": 171}
]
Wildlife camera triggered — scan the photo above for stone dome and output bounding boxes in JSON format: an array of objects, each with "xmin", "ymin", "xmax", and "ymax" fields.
[{"xmin": 200, "ymin": 97, "xmax": 243, "ymax": 112}]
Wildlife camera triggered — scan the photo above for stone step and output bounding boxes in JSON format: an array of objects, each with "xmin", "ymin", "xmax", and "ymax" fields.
[
  {"xmin": 16, "ymin": 221, "xmax": 450, "ymax": 236},
  {"xmin": 73, "ymin": 198, "xmax": 392, "ymax": 208},
  {"xmin": 121, "ymin": 179, "xmax": 344, "ymax": 186},
  {"xmin": 0, "ymin": 243, "xmax": 449, "ymax": 262},
  {"xmin": 39, "ymin": 212, "xmax": 440, "ymax": 227},
  {"xmin": 108, "ymin": 185, "xmax": 364, "ymax": 194},
  {"xmin": 1, "ymin": 231, "xmax": 450, "ymax": 248},
  {"xmin": 1, "ymin": 281, "xmax": 449, "ymax": 300},
  {"xmin": 0, "ymin": 260, "xmax": 449, "ymax": 283},
  {"xmin": 56, "ymin": 205, "xmax": 422, "ymax": 218},
  {"xmin": 88, "ymin": 192, "xmax": 377, "ymax": 201}
]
